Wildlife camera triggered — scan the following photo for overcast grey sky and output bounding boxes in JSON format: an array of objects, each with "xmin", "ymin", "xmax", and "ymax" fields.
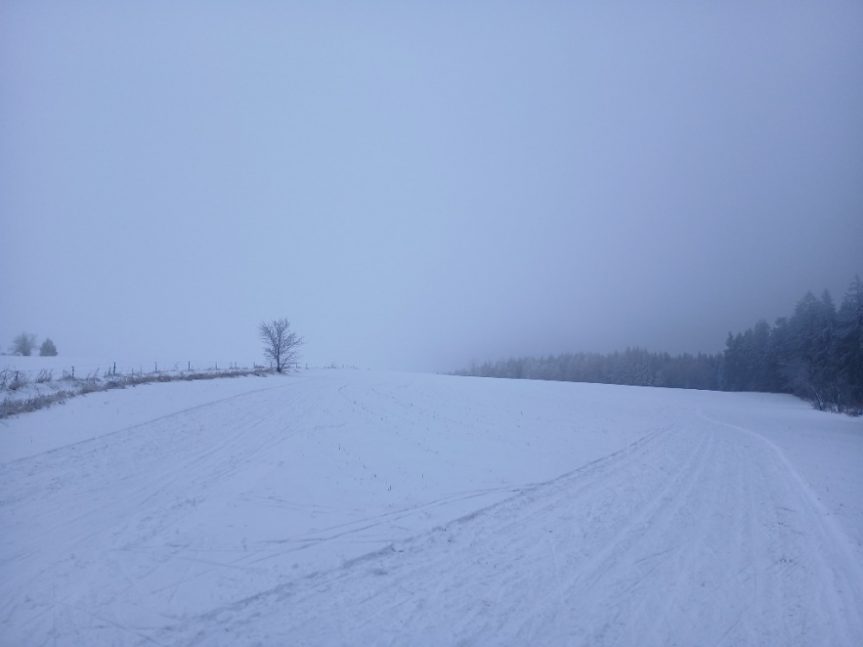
[{"xmin": 1, "ymin": 1, "xmax": 861, "ymax": 371}]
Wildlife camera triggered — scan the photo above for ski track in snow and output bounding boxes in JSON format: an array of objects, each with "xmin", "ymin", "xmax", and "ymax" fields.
[{"xmin": 0, "ymin": 370, "xmax": 861, "ymax": 646}]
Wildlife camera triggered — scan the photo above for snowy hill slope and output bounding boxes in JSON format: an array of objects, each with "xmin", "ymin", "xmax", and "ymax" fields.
[{"xmin": 1, "ymin": 370, "xmax": 861, "ymax": 646}]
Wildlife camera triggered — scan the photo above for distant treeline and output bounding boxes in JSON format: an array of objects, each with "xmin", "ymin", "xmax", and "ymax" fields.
[{"xmin": 455, "ymin": 276, "xmax": 863, "ymax": 414}]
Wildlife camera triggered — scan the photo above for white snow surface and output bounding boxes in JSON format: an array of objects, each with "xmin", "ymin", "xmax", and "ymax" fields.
[{"xmin": 1, "ymin": 369, "xmax": 861, "ymax": 646}]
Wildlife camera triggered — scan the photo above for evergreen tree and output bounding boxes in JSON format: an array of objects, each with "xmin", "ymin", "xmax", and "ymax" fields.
[
  {"xmin": 456, "ymin": 277, "xmax": 862, "ymax": 413},
  {"xmin": 836, "ymin": 276, "xmax": 863, "ymax": 409},
  {"xmin": 39, "ymin": 338, "xmax": 58, "ymax": 356}
]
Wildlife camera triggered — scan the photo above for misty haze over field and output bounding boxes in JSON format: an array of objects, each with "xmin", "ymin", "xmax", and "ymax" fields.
[
  {"xmin": 3, "ymin": 6, "xmax": 863, "ymax": 645},
  {"xmin": 2, "ymin": 2, "xmax": 861, "ymax": 370}
]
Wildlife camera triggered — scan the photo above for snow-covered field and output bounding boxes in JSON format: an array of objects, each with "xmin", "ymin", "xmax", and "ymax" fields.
[{"xmin": 1, "ymin": 369, "xmax": 861, "ymax": 646}]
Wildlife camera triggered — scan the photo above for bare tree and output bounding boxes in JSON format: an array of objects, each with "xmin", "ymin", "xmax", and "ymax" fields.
[
  {"xmin": 11, "ymin": 333, "xmax": 37, "ymax": 356},
  {"xmin": 259, "ymin": 318, "xmax": 303, "ymax": 373}
]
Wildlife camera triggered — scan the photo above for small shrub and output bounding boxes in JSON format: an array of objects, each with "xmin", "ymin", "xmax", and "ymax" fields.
[
  {"xmin": 0, "ymin": 392, "xmax": 69, "ymax": 417},
  {"xmin": 8, "ymin": 371, "xmax": 28, "ymax": 391}
]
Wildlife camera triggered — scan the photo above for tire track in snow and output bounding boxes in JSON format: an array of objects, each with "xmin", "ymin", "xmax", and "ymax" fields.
[
  {"xmin": 0, "ymin": 378, "xmax": 307, "ymax": 468},
  {"xmin": 0, "ymin": 379, "xmax": 324, "ymax": 646},
  {"xmin": 153, "ymin": 425, "xmax": 679, "ymax": 645},
  {"xmin": 158, "ymin": 417, "xmax": 863, "ymax": 647},
  {"xmin": 696, "ymin": 410, "xmax": 863, "ymax": 646},
  {"xmin": 5, "ymin": 375, "xmax": 861, "ymax": 646}
]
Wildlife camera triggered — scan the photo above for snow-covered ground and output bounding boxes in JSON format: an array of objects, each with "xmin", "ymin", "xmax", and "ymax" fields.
[{"xmin": 1, "ymin": 370, "xmax": 861, "ymax": 646}]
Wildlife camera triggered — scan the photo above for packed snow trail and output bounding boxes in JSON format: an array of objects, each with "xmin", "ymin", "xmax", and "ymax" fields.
[
  {"xmin": 1, "ymin": 370, "xmax": 861, "ymax": 646},
  {"xmin": 162, "ymin": 414, "xmax": 862, "ymax": 646}
]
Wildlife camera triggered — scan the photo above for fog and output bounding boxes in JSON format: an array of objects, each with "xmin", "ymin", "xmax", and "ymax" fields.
[{"xmin": 2, "ymin": 1, "xmax": 861, "ymax": 372}]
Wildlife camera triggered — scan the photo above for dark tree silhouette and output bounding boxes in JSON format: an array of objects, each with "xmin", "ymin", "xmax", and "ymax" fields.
[
  {"xmin": 11, "ymin": 333, "xmax": 37, "ymax": 356},
  {"xmin": 39, "ymin": 338, "xmax": 58, "ymax": 356},
  {"xmin": 457, "ymin": 276, "xmax": 863, "ymax": 414},
  {"xmin": 259, "ymin": 319, "xmax": 303, "ymax": 373}
]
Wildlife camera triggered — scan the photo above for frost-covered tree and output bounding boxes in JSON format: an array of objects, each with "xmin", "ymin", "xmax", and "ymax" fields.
[
  {"xmin": 456, "ymin": 276, "xmax": 863, "ymax": 412},
  {"xmin": 781, "ymin": 291, "xmax": 838, "ymax": 409},
  {"xmin": 39, "ymin": 338, "xmax": 58, "ymax": 356},
  {"xmin": 11, "ymin": 333, "xmax": 37, "ymax": 356},
  {"xmin": 259, "ymin": 318, "xmax": 303, "ymax": 373},
  {"xmin": 836, "ymin": 275, "xmax": 863, "ymax": 409}
]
